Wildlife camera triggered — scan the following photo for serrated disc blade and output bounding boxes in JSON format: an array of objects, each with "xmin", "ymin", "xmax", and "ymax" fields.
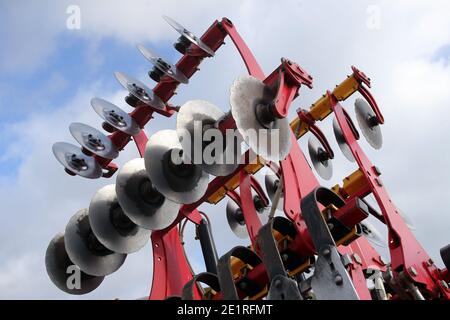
[{"xmin": 230, "ymin": 75, "xmax": 291, "ymax": 162}]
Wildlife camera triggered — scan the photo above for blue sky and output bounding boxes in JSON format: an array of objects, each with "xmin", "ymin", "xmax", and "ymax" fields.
[{"xmin": 0, "ymin": 0, "xmax": 449, "ymax": 299}]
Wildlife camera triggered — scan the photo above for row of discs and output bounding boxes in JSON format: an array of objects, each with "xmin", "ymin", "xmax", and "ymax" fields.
[
  {"xmin": 46, "ymin": 13, "xmax": 217, "ymax": 294},
  {"xmin": 45, "ymin": 156, "xmax": 184, "ymax": 294},
  {"xmin": 51, "ymin": 15, "xmax": 216, "ymax": 180},
  {"xmin": 307, "ymin": 98, "xmax": 384, "ymax": 181}
]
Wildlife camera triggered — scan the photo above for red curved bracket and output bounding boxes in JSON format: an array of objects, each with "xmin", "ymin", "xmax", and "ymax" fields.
[
  {"xmin": 249, "ymin": 175, "xmax": 269, "ymax": 206},
  {"xmin": 239, "ymin": 171, "xmax": 263, "ymax": 248},
  {"xmin": 352, "ymin": 66, "xmax": 384, "ymax": 124},
  {"xmin": 280, "ymin": 133, "xmax": 317, "ymax": 257},
  {"xmin": 149, "ymin": 227, "xmax": 200, "ymax": 299},
  {"xmin": 342, "ymin": 107, "xmax": 360, "ymax": 140},
  {"xmin": 220, "ymin": 18, "xmax": 265, "ymax": 80},
  {"xmin": 297, "ymin": 108, "xmax": 334, "ymax": 159},
  {"xmin": 132, "ymin": 130, "xmax": 148, "ymax": 157}
]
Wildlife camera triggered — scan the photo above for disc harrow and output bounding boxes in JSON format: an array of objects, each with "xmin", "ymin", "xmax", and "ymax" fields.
[{"xmin": 45, "ymin": 16, "xmax": 450, "ymax": 300}]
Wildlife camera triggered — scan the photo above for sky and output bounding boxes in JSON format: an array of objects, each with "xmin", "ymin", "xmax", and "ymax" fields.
[{"xmin": 0, "ymin": 0, "xmax": 449, "ymax": 299}]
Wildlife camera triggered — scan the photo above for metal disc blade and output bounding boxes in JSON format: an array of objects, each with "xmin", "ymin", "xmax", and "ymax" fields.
[
  {"xmin": 308, "ymin": 135, "xmax": 333, "ymax": 180},
  {"xmin": 176, "ymin": 100, "xmax": 240, "ymax": 176},
  {"xmin": 230, "ymin": 75, "xmax": 291, "ymax": 162},
  {"xmin": 89, "ymin": 184, "xmax": 150, "ymax": 254},
  {"xmin": 144, "ymin": 129, "xmax": 209, "ymax": 204},
  {"xmin": 137, "ymin": 44, "xmax": 189, "ymax": 84},
  {"xmin": 114, "ymin": 71, "xmax": 165, "ymax": 110},
  {"xmin": 265, "ymin": 171, "xmax": 284, "ymax": 210},
  {"xmin": 91, "ymin": 98, "xmax": 141, "ymax": 135},
  {"xmin": 52, "ymin": 142, "xmax": 102, "ymax": 179},
  {"xmin": 69, "ymin": 122, "xmax": 119, "ymax": 159},
  {"xmin": 332, "ymin": 117, "xmax": 355, "ymax": 162},
  {"xmin": 64, "ymin": 209, "xmax": 127, "ymax": 276},
  {"xmin": 45, "ymin": 233, "xmax": 104, "ymax": 295},
  {"xmin": 116, "ymin": 158, "xmax": 181, "ymax": 230},
  {"xmin": 226, "ymin": 200, "xmax": 247, "ymax": 239},
  {"xmin": 226, "ymin": 194, "xmax": 269, "ymax": 239},
  {"xmin": 360, "ymin": 221, "xmax": 386, "ymax": 248},
  {"xmin": 163, "ymin": 15, "xmax": 215, "ymax": 57},
  {"xmin": 355, "ymin": 98, "xmax": 382, "ymax": 149}
]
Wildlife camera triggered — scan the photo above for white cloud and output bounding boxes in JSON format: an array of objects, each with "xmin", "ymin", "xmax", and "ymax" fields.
[{"xmin": 1, "ymin": 0, "xmax": 450, "ymax": 299}]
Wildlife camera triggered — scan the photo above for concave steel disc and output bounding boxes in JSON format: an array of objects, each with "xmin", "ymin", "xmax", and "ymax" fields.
[
  {"xmin": 52, "ymin": 142, "xmax": 102, "ymax": 179},
  {"xmin": 116, "ymin": 158, "xmax": 181, "ymax": 230},
  {"xmin": 137, "ymin": 44, "xmax": 189, "ymax": 84},
  {"xmin": 91, "ymin": 98, "xmax": 141, "ymax": 136},
  {"xmin": 265, "ymin": 170, "xmax": 284, "ymax": 210},
  {"xmin": 69, "ymin": 122, "xmax": 119, "ymax": 159},
  {"xmin": 230, "ymin": 75, "xmax": 291, "ymax": 163},
  {"xmin": 226, "ymin": 200, "xmax": 247, "ymax": 239},
  {"xmin": 332, "ymin": 117, "xmax": 355, "ymax": 162},
  {"xmin": 89, "ymin": 184, "xmax": 150, "ymax": 254},
  {"xmin": 176, "ymin": 99, "xmax": 240, "ymax": 176},
  {"xmin": 308, "ymin": 135, "xmax": 333, "ymax": 180},
  {"xmin": 355, "ymin": 98, "xmax": 382, "ymax": 149},
  {"xmin": 360, "ymin": 221, "xmax": 386, "ymax": 248},
  {"xmin": 226, "ymin": 194, "xmax": 270, "ymax": 239},
  {"xmin": 45, "ymin": 233, "xmax": 104, "ymax": 295},
  {"xmin": 114, "ymin": 71, "xmax": 165, "ymax": 110},
  {"xmin": 144, "ymin": 129, "xmax": 209, "ymax": 204},
  {"xmin": 64, "ymin": 209, "xmax": 127, "ymax": 277},
  {"xmin": 163, "ymin": 15, "xmax": 215, "ymax": 57}
]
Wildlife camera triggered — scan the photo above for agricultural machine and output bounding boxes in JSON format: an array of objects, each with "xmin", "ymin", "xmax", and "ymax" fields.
[{"xmin": 45, "ymin": 16, "xmax": 450, "ymax": 300}]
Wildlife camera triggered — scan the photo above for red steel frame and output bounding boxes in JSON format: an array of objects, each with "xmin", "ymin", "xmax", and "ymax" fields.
[{"xmin": 79, "ymin": 17, "xmax": 448, "ymax": 299}]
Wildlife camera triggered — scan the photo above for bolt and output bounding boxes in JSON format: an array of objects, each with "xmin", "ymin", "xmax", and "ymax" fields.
[
  {"xmin": 281, "ymin": 253, "xmax": 289, "ymax": 262},
  {"xmin": 375, "ymin": 177, "xmax": 383, "ymax": 187},
  {"xmin": 335, "ymin": 275, "xmax": 343, "ymax": 285},
  {"xmin": 409, "ymin": 267, "xmax": 418, "ymax": 277},
  {"xmin": 373, "ymin": 166, "xmax": 382, "ymax": 176},
  {"xmin": 274, "ymin": 279, "xmax": 283, "ymax": 288},
  {"xmin": 322, "ymin": 248, "xmax": 331, "ymax": 257},
  {"xmin": 239, "ymin": 281, "xmax": 247, "ymax": 290},
  {"xmin": 353, "ymin": 253, "xmax": 362, "ymax": 265}
]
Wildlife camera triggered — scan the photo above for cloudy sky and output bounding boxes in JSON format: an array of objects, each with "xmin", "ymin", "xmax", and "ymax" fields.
[{"xmin": 0, "ymin": 0, "xmax": 449, "ymax": 299}]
